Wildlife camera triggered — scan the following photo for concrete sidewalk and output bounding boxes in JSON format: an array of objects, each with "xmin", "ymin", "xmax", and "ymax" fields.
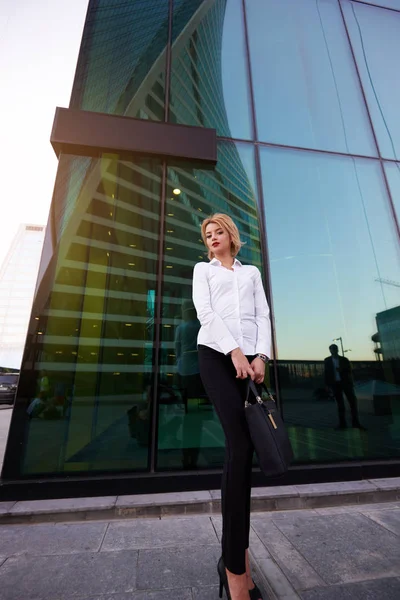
[{"xmin": 0, "ymin": 500, "xmax": 399, "ymax": 600}]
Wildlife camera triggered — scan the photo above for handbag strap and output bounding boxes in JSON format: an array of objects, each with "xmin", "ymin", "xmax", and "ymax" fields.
[{"xmin": 245, "ymin": 380, "xmax": 275, "ymax": 406}]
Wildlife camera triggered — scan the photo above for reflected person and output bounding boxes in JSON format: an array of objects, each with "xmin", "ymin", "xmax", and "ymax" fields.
[
  {"xmin": 175, "ymin": 299, "xmax": 202, "ymax": 396},
  {"xmin": 193, "ymin": 213, "xmax": 271, "ymax": 600},
  {"xmin": 324, "ymin": 344, "xmax": 366, "ymax": 431},
  {"xmin": 175, "ymin": 299, "xmax": 206, "ymax": 469}
]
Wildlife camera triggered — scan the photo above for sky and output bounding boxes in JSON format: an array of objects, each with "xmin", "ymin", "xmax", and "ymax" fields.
[{"xmin": 0, "ymin": 0, "xmax": 88, "ymax": 267}]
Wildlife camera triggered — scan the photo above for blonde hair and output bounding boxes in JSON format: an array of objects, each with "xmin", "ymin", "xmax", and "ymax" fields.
[{"xmin": 201, "ymin": 213, "xmax": 244, "ymax": 260}]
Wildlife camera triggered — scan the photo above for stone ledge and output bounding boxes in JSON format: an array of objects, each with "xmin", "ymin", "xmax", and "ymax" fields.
[
  {"xmin": 0, "ymin": 479, "xmax": 399, "ymax": 524},
  {"xmin": 0, "ymin": 501, "xmax": 16, "ymax": 515},
  {"xmin": 10, "ymin": 496, "xmax": 117, "ymax": 516},
  {"xmin": 115, "ymin": 490, "xmax": 212, "ymax": 508},
  {"xmin": 294, "ymin": 480, "xmax": 378, "ymax": 497},
  {"xmin": 370, "ymin": 477, "xmax": 400, "ymax": 491}
]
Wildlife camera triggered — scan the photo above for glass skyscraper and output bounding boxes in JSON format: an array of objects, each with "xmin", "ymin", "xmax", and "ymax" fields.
[
  {"xmin": 0, "ymin": 225, "xmax": 45, "ymax": 370},
  {"xmin": 2, "ymin": 0, "xmax": 400, "ymax": 494}
]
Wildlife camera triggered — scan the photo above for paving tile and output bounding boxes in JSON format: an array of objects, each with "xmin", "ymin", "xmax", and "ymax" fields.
[
  {"xmin": 294, "ymin": 481, "xmax": 377, "ymax": 498},
  {"xmin": 116, "ymin": 491, "xmax": 211, "ymax": 508},
  {"xmin": 300, "ymin": 576, "xmax": 400, "ymax": 600},
  {"xmin": 272, "ymin": 512, "xmax": 400, "ymax": 585},
  {"xmin": 77, "ymin": 591, "xmax": 192, "ymax": 600},
  {"xmin": 0, "ymin": 503, "xmax": 15, "ymax": 516},
  {"xmin": 192, "ymin": 586, "xmax": 221, "ymax": 599},
  {"xmin": 137, "ymin": 545, "xmax": 220, "ymax": 590},
  {"xmin": 249, "ymin": 527, "xmax": 271, "ymax": 560},
  {"xmin": 315, "ymin": 502, "xmax": 400, "ymax": 515},
  {"xmin": 249, "ymin": 557, "xmax": 277, "ymax": 599},
  {"xmin": 213, "ymin": 512, "xmax": 280, "ymax": 551},
  {"xmin": 256, "ymin": 558, "xmax": 299, "ymax": 599},
  {"xmin": 0, "ymin": 550, "xmax": 138, "ymax": 600},
  {"xmin": 0, "ymin": 522, "xmax": 107, "ymax": 556},
  {"xmin": 209, "ymin": 490, "xmax": 221, "ymax": 500},
  {"xmin": 363, "ymin": 509, "xmax": 400, "ymax": 536},
  {"xmin": 252, "ymin": 485, "xmax": 300, "ymax": 498},
  {"xmin": 270, "ymin": 509, "xmax": 320, "ymax": 521},
  {"xmin": 102, "ymin": 516, "xmax": 217, "ymax": 551},
  {"xmin": 11, "ymin": 496, "xmax": 117, "ymax": 515},
  {"xmin": 359, "ymin": 501, "xmax": 400, "ymax": 512},
  {"xmin": 251, "ymin": 518, "xmax": 325, "ymax": 591},
  {"xmin": 210, "ymin": 516, "xmax": 222, "ymax": 541}
]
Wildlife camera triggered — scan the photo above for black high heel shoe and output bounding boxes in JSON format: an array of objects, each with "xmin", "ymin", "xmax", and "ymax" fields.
[
  {"xmin": 217, "ymin": 556, "xmax": 231, "ymax": 599},
  {"xmin": 217, "ymin": 557, "xmax": 263, "ymax": 599},
  {"xmin": 249, "ymin": 582, "xmax": 263, "ymax": 600}
]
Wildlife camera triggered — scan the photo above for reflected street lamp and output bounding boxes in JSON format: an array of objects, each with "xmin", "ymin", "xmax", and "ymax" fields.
[{"xmin": 333, "ymin": 337, "xmax": 344, "ymax": 356}]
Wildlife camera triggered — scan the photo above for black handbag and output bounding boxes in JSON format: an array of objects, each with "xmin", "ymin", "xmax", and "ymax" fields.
[{"xmin": 245, "ymin": 380, "xmax": 294, "ymax": 478}]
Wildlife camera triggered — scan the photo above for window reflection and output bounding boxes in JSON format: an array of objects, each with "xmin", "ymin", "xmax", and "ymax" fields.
[
  {"xmin": 20, "ymin": 156, "xmax": 162, "ymax": 476},
  {"xmin": 343, "ymin": 1, "xmax": 400, "ymax": 159},
  {"xmin": 384, "ymin": 161, "xmax": 400, "ymax": 222},
  {"xmin": 353, "ymin": 0, "xmax": 400, "ymax": 10},
  {"xmin": 170, "ymin": 0, "xmax": 252, "ymax": 139},
  {"xmin": 70, "ymin": 0, "xmax": 169, "ymax": 119},
  {"xmin": 157, "ymin": 142, "xmax": 266, "ymax": 469},
  {"xmin": 246, "ymin": 0, "xmax": 376, "ymax": 155},
  {"xmin": 260, "ymin": 147, "xmax": 400, "ymax": 461}
]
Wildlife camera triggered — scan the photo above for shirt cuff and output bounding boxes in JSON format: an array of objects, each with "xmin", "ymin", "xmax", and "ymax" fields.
[
  {"xmin": 220, "ymin": 338, "xmax": 240, "ymax": 356},
  {"xmin": 255, "ymin": 345, "xmax": 271, "ymax": 359}
]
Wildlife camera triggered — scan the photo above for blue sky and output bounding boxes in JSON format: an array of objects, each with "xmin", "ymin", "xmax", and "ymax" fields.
[{"xmin": 0, "ymin": 0, "xmax": 88, "ymax": 266}]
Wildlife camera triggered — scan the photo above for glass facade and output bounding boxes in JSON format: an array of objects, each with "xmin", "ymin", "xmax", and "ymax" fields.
[{"xmin": 2, "ymin": 0, "xmax": 400, "ymax": 483}]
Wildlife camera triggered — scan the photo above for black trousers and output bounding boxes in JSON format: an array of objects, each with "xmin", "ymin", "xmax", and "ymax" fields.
[
  {"xmin": 332, "ymin": 382, "xmax": 360, "ymax": 426},
  {"xmin": 198, "ymin": 344, "xmax": 254, "ymax": 575}
]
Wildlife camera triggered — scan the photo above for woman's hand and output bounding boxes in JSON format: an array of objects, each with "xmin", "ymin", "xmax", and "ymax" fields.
[
  {"xmin": 230, "ymin": 348, "xmax": 255, "ymax": 380},
  {"xmin": 250, "ymin": 357, "xmax": 265, "ymax": 384}
]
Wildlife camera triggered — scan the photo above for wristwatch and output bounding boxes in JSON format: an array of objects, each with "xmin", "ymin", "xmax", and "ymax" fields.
[{"xmin": 256, "ymin": 353, "xmax": 268, "ymax": 363}]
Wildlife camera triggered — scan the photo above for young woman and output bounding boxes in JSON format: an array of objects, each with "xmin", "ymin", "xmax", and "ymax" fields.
[{"xmin": 192, "ymin": 214, "xmax": 271, "ymax": 600}]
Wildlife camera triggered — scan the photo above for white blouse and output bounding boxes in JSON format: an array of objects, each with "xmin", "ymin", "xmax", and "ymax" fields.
[{"xmin": 192, "ymin": 258, "xmax": 272, "ymax": 357}]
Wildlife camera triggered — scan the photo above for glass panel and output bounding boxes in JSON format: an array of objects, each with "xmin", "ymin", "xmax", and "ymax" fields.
[
  {"xmin": 15, "ymin": 155, "xmax": 162, "ymax": 476},
  {"xmin": 353, "ymin": 0, "xmax": 400, "ymax": 10},
  {"xmin": 70, "ymin": 0, "xmax": 169, "ymax": 119},
  {"xmin": 157, "ymin": 142, "xmax": 267, "ymax": 470},
  {"xmin": 246, "ymin": 0, "xmax": 376, "ymax": 155},
  {"xmin": 384, "ymin": 161, "xmax": 400, "ymax": 221},
  {"xmin": 170, "ymin": 0, "xmax": 252, "ymax": 139},
  {"xmin": 260, "ymin": 147, "xmax": 400, "ymax": 463},
  {"xmin": 343, "ymin": 1, "xmax": 400, "ymax": 159}
]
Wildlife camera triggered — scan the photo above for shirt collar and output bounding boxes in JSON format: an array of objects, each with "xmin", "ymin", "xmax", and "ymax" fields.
[{"xmin": 210, "ymin": 257, "xmax": 243, "ymax": 269}]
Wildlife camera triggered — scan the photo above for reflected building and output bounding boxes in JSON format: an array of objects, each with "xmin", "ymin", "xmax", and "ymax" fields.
[
  {"xmin": 376, "ymin": 307, "xmax": 400, "ymax": 362},
  {"xmin": 2, "ymin": 0, "xmax": 400, "ymax": 494},
  {"xmin": 0, "ymin": 225, "xmax": 45, "ymax": 370}
]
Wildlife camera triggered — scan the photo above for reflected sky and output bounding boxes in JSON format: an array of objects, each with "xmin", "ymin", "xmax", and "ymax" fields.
[
  {"xmin": 241, "ymin": 0, "xmax": 376, "ymax": 155},
  {"xmin": 260, "ymin": 147, "xmax": 400, "ymax": 361},
  {"xmin": 221, "ymin": 0, "xmax": 252, "ymax": 139},
  {"xmin": 343, "ymin": 1, "xmax": 400, "ymax": 160},
  {"xmin": 354, "ymin": 0, "xmax": 400, "ymax": 10},
  {"xmin": 384, "ymin": 162, "xmax": 400, "ymax": 222}
]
